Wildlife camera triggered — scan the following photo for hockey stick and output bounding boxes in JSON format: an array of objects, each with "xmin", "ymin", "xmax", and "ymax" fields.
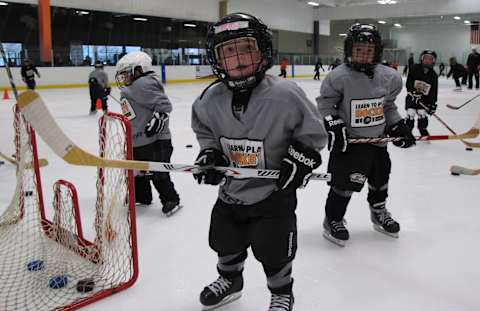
[
  {"xmin": 0, "ymin": 42, "xmax": 19, "ymax": 100},
  {"xmin": 0, "ymin": 151, "xmax": 48, "ymax": 168},
  {"xmin": 415, "ymin": 101, "xmax": 472, "ymax": 147},
  {"xmin": 347, "ymin": 112, "xmax": 480, "ymax": 143},
  {"xmin": 446, "ymin": 93, "xmax": 480, "ymax": 110},
  {"xmin": 17, "ymin": 91, "xmax": 330, "ymax": 181},
  {"xmin": 449, "ymin": 165, "xmax": 480, "ymax": 176}
]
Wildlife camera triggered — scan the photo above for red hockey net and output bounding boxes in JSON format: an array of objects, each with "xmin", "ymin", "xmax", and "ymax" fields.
[{"xmin": 0, "ymin": 107, "xmax": 138, "ymax": 310}]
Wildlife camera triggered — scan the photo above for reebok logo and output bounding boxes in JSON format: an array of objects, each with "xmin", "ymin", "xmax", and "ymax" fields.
[
  {"xmin": 327, "ymin": 119, "xmax": 344, "ymax": 127},
  {"xmin": 288, "ymin": 146, "xmax": 316, "ymax": 168}
]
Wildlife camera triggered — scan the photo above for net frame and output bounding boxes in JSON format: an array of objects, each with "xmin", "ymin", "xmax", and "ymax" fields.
[{"xmin": 0, "ymin": 108, "xmax": 138, "ymax": 311}]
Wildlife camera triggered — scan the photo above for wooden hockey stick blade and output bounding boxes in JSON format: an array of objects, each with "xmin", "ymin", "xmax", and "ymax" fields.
[
  {"xmin": 0, "ymin": 151, "xmax": 48, "ymax": 168},
  {"xmin": 460, "ymin": 139, "xmax": 480, "ymax": 148},
  {"xmin": 446, "ymin": 94, "xmax": 480, "ymax": 110},
  {"xmin": 17, "ymin": 91, "xmax": 330, "ymax": 181},
  {"xmin": 449, "ymin": 165, "xmax": 480, "ymax": 176}
]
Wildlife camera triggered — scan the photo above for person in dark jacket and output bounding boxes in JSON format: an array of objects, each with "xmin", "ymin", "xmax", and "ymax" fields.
[
  {"xmin": 466, "ymin": 48, "xmax": 480, "ymax": 90},
  {"xmin": 403, "ymin": 53, "xmax": 415, "ymax": 76},
  {"xmin": 21, "ymin": 59, "xmax": 40, "ymax": 90},
  {"xmin": 438, "ymin": 62, "xmax": 446, "ymax": 76},
  {"xmin": 447, "ymin": 57, "xmax": 467, "ymax": 91}
]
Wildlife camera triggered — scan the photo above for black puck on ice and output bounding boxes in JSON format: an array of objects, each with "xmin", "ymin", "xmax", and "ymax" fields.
[
  {"xmin": 76, "ymin": 278, "xmax": 95, "ymax": 293},
  {"xmin": 185, "ymin": 144, "xmax": 193, "ymax": 148},
  {"xmin": 0, "ymin": 160, "xmax": 4, "ymax": 165},
  {"xmin": 450, "ymin": 172, "xmax": 460, "ymax": 176},
  {"xmin": 466, "ymin": 147, "xmax": 473, "ymax": 151}
]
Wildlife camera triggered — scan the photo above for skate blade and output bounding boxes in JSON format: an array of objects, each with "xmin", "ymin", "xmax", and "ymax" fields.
[
  {"xmin": 373, "ymin": 225, "xmax": 399, "ymax": 238},
  {"xmin": 322, "ymin": 231, "xmax": 346, "ymax": 247},
  {"xmin": 201, "ymin": 292, "xmax": 242, "ymax": 310},
  {"xmin": 164, "ymin": 204, "xmax": 183, "ymax": 217}
]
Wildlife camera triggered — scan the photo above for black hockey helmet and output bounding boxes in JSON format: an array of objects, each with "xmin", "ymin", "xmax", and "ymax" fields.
[
  {"xmin": 344, "ymin": 23, "xmax": 383, "ymax": 72},
  {"xmin": 420, "ymin": 49, "xmax": 437, "ymax": 68},
  {"xmin": 94, "ymin": 60, "xmax": 104, "ymax": 69},
  {"xmin": 206, "ymin": 12, "xmax": 273, "ymax": 91}
]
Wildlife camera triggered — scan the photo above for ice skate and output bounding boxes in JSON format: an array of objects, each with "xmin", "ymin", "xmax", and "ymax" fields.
[
  {"xmin": 162, "ymin": 201, "xmax": 182, "ymax": 217},
  {"xmin": 200, "ymin": 275, "xmax": 243, "ymax": 310},
  {"xmin": 370, "ymin": 206, "xmax": 400, "ymax": 238},
  {"xmin": 268, "ymin": 280, "xmax": 294, "ymax": 311},
  {"xmin": 323, "ymin": 217, "xmax": 349, "ymax": 247}
]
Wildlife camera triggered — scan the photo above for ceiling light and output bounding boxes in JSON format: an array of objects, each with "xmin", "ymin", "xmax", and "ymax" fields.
[
  {"xmin": 339, "ymin": 33, "xmax": 347, "ymax": 37},
  {"xmin": 454, "ymin": 16, "xmax": 461, "ymax": 20},
  {"xmin": 75, "ymin": 10, "xmax": 90, "ymax": 15},
  {"xmin": 377, "ymin": 0, "xmax": 397, "ymax": 4},
  {"xmin": 133, "ymin": 17, "xmax": 148, "ymax": 22},
  {"xmin": 378, "ymin": 20, "xmax": 387, "ymax": 24},
  {"xmin": 307, "ymin": 2, "xmax": 320, "ymax": 6},
  {"xmin": 464, "ymin": 20, "xmax": 471, "ymax": 24},
  {"xmin": 394, "ymin": 23, "xmax": 402, "ymax": 28},
  {"xmin": 0, "ymin": 2, "xmax": 9, "ymax": 6},
  {"xmin": 183, "ymin": 23, "xmax": 197, "ymax": 28}
]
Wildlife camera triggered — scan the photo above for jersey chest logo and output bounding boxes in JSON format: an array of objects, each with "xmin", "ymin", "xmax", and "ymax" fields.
[
  {"xmin": 350, "ymin": 97, "xmax": 385, "ymax": 128},
  {"xmin": 414, "ymin": 80, "xmax": 431, "ymax": 95},
  {"xmin": 220, "ymin": 137, "xmax": 265, "ymax": 168},
  {"xmin": 120, "ymin": 97, "xmax": 136, "ymax": 121}
]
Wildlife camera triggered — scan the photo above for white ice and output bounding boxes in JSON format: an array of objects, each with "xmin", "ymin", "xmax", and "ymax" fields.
[{"xmin": 0, "ymin": 76, "xmax": 479, "ymax": 311}]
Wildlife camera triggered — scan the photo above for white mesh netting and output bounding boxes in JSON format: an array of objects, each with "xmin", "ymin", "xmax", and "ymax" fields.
[{"xmin": 0, "ymin": 107, "xmax": 138, "ymax": 311}]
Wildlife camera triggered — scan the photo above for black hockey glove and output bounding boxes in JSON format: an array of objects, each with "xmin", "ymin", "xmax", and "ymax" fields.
[
  {"xmin": 193, "ymin": 148, "xmax": 230, "ymax": 185},
  {"xmin": 324, "ymin": 115, "xmax": 347, "ymax": 153},
  {"xmin": 425, "ymin": 102, "xmax": 437, "ymax": 115},
  {"xmin": 277, "ymin": 142, "xmax": 321, "ymax": 191},
  {"xmin": 104, "ymin": 87, "xmax": 111, "ymax": 96},
  {"xmin": 387, "ymin": 119, "xmax": 416, "ymax": 148},
  {"xmin": 144, "ymin": 111, "xmax": 169, "ymax": 137}
]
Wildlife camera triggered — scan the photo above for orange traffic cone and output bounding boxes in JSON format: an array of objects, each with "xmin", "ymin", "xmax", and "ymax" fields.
[
  {"xmin": 2, "ymin": 89, "xmax": 10, "ymax": 100},
  {"xmin": 95, "ymin": 98, "xmax": 102, "ymax": 110}
]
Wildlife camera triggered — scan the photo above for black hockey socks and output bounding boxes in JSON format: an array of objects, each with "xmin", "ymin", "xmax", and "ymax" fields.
[
  {"xmin": 367, "ymin": 183, "xmax": 388, "ymax": 208},
  {"xmin": 325, "ymin": 187, "xmax": 352, "ymax": 222},
  {"xmin": 263, "ymin": 262, "xmax": 293, "ymax": 291},
  {"xmin": 217, "ymin": 251, "xmax": 247, "ymax": 279},
  {"xmin": 417, "ymin": 116, "xmax": 429, "ymax": 136}
]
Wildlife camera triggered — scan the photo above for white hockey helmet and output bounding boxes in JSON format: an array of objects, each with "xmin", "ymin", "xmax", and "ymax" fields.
[{"xmin": 115, "ymin": 51, "xmax": 153, "ymax": 86}]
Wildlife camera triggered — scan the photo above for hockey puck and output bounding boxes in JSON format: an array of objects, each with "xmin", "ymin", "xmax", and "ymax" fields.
[
  {"xmin": 450, "ymin": 172, "xmax": 460, "ymax": 176},
  {"xmin": 27, "ymin": 260, "xmax": 44, "ymax": 271},
  {"xmin": 0, "ymin": 160, "xmax": 4, "ymax": 165},
  {"xmin": 185, "ymin": 144, "xmax": 193, "ymax": 148},
  {"xmin": 49, "ymin": 275, "xmax": 68, "ymax": 289},
  {"xmin": 466, "ymin": 147, "xmax": 473, "ymax": 151},
  {"xmin": 76, "ymin": 278, "xmax": 95, "ymax": 293}
]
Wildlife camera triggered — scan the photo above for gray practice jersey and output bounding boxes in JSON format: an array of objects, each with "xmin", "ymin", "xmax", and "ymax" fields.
[
  {"xmin": 120, "ymin": 73, "xmax": 172, "ymax": 147},
  {"xmin": 317, "ymin": 64, "xmax": 403, "ymax": 145},
  {"xmin": 88, "ymin": 69, "xmax": 109, "ymax": 88},
  {"xmin": 192, "ymin": 75, "xmax": 327, "ymax": 205}
]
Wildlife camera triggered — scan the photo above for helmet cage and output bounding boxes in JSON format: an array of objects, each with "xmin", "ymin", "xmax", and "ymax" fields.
[
  {"xmin": 344, "ymin": 24, "xmax": 383, "ymax": 72},
  {"xmin": 206, "ymin": 13, "xmax": 273, "ymax": 90}
]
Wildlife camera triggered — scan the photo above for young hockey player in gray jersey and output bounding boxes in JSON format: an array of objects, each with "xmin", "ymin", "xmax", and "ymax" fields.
[
  {"xmin": 192, "ymin": 13, "xmax": 327, "ymax": 311},
  {"xmin": 317, "ymin": 23, "xmax": 416, "ymax": 247},
  {"xmin": 88, "ymin": 60, "xmax": 110, "ymax": 114},
  {"xmin": 115, "ymin": 51, "xmax": 181, "ymax": 216}
]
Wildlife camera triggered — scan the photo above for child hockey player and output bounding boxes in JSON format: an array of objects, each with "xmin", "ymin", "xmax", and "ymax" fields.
[
  {"xmin": 115, "ymin": 51, "xmax": 181, "ymax": 216},
  {"xmin": 192, "ymin": 12, "xmax": 327, "ymax": 311},
  {"xmin": 317, "ymin": 23, "xmax": 416, "ymax": 246}
]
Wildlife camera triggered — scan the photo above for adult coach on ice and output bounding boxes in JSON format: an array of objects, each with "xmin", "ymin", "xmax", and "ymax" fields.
[
  {"xmin": 191, "ymin": 12, "xmax": 327, "ymax": 311},
  {"xmin": 317, "ymin": 23, "xmax": 415, "ymax": 247}
]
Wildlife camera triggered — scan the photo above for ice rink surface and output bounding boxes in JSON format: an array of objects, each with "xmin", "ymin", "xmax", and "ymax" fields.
[{"xmin": 0, "ymin": 76, "xmax": 479, "ymax": 311}]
